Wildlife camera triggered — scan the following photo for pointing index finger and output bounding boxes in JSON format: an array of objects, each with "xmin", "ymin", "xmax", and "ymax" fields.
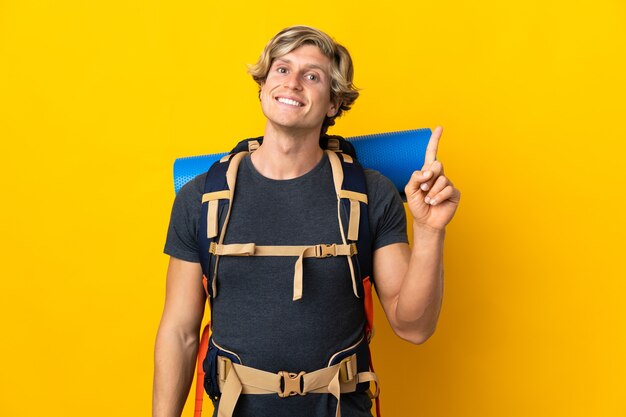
[{"xmin": 424, "ymin": 126, "xmax": 443, "ymax": 166}]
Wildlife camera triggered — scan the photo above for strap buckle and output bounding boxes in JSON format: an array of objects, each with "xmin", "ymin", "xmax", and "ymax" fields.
[
  {"xmin": 217, "ymin": 356, "xmax": 232, "ymax": 382},
  {"xmin": 326, "ymin": 137, "xmax": 340, "ymax": 151},
  {"xmin": 278, "ymin": 371, "xmax": 306, "ymax": 397},
  {"xmin": 339, "ymin": 355, "xmax": 357, "ymax": 384},
  {"xmin": 248, "ymin": 140, "xmax": 260, "ymax": 152},
  {"xmin": 209, "ymin": 241, "xmax": 217, "ymax": 255},
  {"xmin": 315, "ymin": 244, "xmax": 336, "ymax": 258}
]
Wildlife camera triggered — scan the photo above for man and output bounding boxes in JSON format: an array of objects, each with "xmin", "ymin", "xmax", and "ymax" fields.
[{"xmin": 153, "ymin": 25, "xmax": 460, "ymax": 417}]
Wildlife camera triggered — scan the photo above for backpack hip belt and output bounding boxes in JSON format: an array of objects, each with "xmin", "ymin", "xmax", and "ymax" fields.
[{"xmin": 211, "ymin": 335, "xmax": 379, "ymax": 417}]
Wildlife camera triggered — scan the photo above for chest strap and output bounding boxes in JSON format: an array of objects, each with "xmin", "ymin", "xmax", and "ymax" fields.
[
  {"xmin": 215, "ymin": 354, "xmax": 379, "ymax": 417},
  {"xmin": 209, "ymin": 242, "xmax": 357, "ymax": 301}
]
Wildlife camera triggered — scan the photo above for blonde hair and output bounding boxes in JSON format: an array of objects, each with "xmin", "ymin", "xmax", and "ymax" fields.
[{"xmin": 248, "ymin": 25, "xmax": 359, "ymax": 134}]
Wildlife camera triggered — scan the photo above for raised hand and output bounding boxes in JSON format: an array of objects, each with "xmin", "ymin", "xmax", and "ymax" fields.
[{"xmin": 404, "ymin": 126, "xmax": 461, "ymax": 232}]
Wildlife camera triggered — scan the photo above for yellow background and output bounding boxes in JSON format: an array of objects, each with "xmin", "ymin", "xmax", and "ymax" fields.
[{"xmin": 1, "ymin": 0, "xmax": 624, "ymax": 416}]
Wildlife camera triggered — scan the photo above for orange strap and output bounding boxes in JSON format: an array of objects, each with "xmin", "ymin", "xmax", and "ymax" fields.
[
  {"xmin": 363, "ymin": 276, "xmax": 374, "ymax": 341},
  {"xmin": 368, "ymin": 348, "xmax": 382, "ymax": 417},
  {"xmin": 194, "ymin": 323, "xmax": 212, "ymax": 417},
  {"xmin": 363, "ymin": 276, "xmax": 381, "ymax": 416}
]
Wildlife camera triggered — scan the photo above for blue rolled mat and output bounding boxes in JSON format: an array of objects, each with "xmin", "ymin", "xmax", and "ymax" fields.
[{"xmin": 173, "ymin": 128, "xmax": 431, "ymax": 194}]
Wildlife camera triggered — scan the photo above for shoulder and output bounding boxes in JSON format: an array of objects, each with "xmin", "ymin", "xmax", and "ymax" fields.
[
  {"xmin": 176, "ymin": 172, "xmax": 207, "ymax": 205},
  {"xmin": 164, "ymin": 172, "xmax": 208, "ymax": 262},
  {"xmin": 168, "ymin": 171, "xmax": 207, "ymax": 231},
  {"xmin": 362, "ymin": 168, "xmax": 408, "ymax": 248},
  {"xmin": 364, "ymin": 169, "xmax": 398, "ymax": 201}
]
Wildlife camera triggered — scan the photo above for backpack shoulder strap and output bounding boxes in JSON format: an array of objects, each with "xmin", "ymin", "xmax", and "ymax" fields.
[
  {"xmin": 198, "ymin": 150, "xmax": 248, "ymax": 298},
  {"xmin": 199, "ymin": 135, "xmax": 372, "ymax": 299},
  {"xmin": 325, "ymin": 149, "xmax": 372, "ymax": 296}
]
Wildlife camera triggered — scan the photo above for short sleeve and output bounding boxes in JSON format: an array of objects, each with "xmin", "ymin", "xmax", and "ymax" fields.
[
  {"xmin": 163, "ymin": 173, "xmax": 206, "ymax": 263},
  {"xmin": 365, "ymin": 169, "xmax": 409, "ymax": 250}
]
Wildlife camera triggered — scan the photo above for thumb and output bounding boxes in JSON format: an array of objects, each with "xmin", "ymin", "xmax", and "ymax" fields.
[{"xmin": 405, "ymin": 169, "xmax": 433, "ymax": 198}]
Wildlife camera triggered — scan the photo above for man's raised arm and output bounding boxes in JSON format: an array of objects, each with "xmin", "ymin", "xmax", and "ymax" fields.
[{"xmin": 374, "ymin": 126, "xmax": 460, "ymax": 344}]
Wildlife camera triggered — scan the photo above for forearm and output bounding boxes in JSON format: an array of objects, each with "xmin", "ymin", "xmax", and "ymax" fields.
[
  {"xmin": 393, "ymin": 224, "xmax": 445, "ymax": 343},
  {"xmin": 153, "ymin": 325, "xmax": 200, "ymax": 417}
]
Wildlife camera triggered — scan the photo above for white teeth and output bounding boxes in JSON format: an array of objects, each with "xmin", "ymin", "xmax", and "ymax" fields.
[{"xmin": 277, "ymin": 97, "xmax": 302, "ymax": 107}]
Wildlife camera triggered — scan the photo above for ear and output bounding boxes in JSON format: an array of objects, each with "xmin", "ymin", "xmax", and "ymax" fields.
[{"xmin": 327, "ymin": 100, "xmax": 341, "ymax": 118}]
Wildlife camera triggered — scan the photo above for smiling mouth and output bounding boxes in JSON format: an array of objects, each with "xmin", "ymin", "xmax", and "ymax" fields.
[{"xmin": 276, "ymin": 97, "xmax": 304, "ymax": 107}]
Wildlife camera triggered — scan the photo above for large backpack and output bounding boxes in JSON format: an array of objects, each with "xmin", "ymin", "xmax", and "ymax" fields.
[{"xmin": 193, "ymin": 135, "xmax": 381, "ymax": 417}]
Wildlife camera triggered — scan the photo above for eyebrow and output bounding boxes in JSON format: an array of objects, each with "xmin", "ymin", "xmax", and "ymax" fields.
[{"xmin": 273, "ymin": 58, "xmax": 328, "ymax": 73}]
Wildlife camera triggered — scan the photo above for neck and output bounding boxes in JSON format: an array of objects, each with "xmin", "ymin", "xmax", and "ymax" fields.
[{"xmin": 250, "ymin": 122, "xmax": 325, "ymax": 180}]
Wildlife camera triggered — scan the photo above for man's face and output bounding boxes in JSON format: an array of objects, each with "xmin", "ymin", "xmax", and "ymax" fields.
[{"xmin": 259, "ymin": 44, "xmax": 338, "ymax": 135}]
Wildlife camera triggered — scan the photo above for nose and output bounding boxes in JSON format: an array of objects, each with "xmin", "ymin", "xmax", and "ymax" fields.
[{"xmin": 283, "ymin": 72, "xmax": 302, "ymax": 90}]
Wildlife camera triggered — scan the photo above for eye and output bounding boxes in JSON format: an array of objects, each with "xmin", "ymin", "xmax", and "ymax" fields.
[
  {"xmin": 305, "ymin": 73, "xmax": 319, "ymax": 82},
  {"xmin": 277, "ymin": 67, "xmax": 287, "ymax": 74}
]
